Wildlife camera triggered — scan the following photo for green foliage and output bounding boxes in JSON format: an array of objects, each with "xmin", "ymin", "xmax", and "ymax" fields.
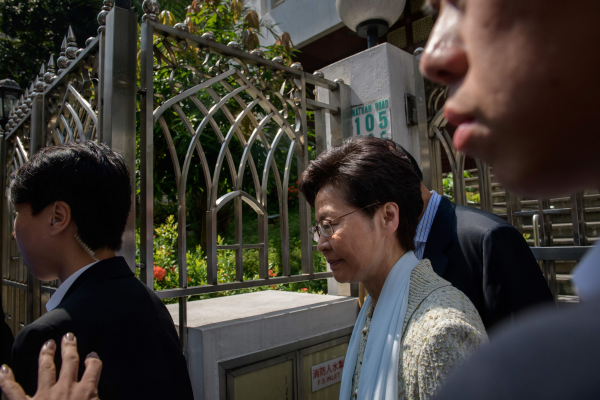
[
  {"xmin": 443, "ymin": 171, "xmax": 480, "ymax": 204},
  {"xmin": 144, "ymin": 215, "xmax": 327, "ymax": 304},
  {"xmin": 0, "ymin": 0, "xmax": 104, "ymax": 88}
]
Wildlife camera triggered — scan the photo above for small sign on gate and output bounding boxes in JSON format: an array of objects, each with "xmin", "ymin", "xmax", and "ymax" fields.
[
  {"xmin": 352, "ymin": 98, "xmax": 391, "ymax": 140},
  {"xmin": 311, "ymin": 356, "xmax": 345, "ymax": 392}
]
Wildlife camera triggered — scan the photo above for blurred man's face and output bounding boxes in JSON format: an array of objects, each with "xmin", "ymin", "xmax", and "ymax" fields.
[{"xmin": 420, "ymin": 0, "xmax": 600, "ymax": 196}]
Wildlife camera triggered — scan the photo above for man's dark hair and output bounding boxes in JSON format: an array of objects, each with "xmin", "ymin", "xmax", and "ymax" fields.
[
  {"xmin": 299, "ymin": 136, "xmax": 423, "ymax": 251},
  {"xmin": 396, "ymin": 144, "xmax": 423, "ymax": 182},
  {"xmin": 8, "ymin": 141, "xmax": 131, "ymax": 251}
]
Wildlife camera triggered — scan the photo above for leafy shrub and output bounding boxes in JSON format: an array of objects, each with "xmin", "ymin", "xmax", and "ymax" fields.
[{"xmin": 139, "ymin": 215, "xmax": 327, "ymax": 304}]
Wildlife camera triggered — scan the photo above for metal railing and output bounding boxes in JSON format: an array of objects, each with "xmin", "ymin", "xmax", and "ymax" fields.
[{"xmin": 139, "ymin": 14, "xmax": 344, "ymax": 348}]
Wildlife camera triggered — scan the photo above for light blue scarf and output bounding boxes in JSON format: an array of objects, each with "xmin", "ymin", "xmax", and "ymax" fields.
[{"xmin": 339, "ymin": 251, "xmax": 420, "ymax": 400}]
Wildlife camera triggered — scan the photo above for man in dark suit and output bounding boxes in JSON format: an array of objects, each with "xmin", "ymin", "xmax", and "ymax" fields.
[
  {"xmin": 418, "ymin": 0, "xmax": 600, "ymax": 398},
  {"xmin": 9, "ymin": 142, "xmax": 194, "ymax": 399},
  {"xmin": 399, "ymin": 147, "xmax": 554, "ymax": 331}
]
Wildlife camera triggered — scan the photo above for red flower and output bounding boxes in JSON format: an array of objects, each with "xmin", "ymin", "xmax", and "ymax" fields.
[
  {"xmin": 289, "ymin": 196, "xmax": 292, "ymax": 200},
  {"xmin": 296, "ymin": 180, "xmax": 298, "ymax": 184},
  {"xmin": 300, "ymin": 288, "xmax": 308, "ymax": 292},
  {"xmin": 268, "ymin": 270, "xmax": 277, "ymax": 277},
  {"xmin": 154, "ymin": 267, "xmax": 167, "ymax": 282},
  {"xmin": 187, "ymin": 276, "xmax": 192, "ymax": 283}
]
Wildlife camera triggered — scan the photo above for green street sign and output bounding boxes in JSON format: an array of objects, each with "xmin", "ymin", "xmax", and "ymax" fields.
[{"xmin": 351, "ymin": 98, "xmax": 391, "ymax": 139}]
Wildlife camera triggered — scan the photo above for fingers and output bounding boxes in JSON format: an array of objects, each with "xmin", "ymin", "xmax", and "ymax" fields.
[
  {"xmin": 58, "ymin": 333, "xmax": 79, "ymax": 384},
  {"xmin": 72, "ymin": 353, "xmax": 103, "ymax": 400},
  {"xmin": 37, "ymin": 339, "xmax": 58, "ymax": 391},
  {"xmin": 82, "ymin": 353, "xmax": 102, "ymax": 386},
  {"xmin": 0, "ymin": 364, "xmax": 28, "ymax": 400}
]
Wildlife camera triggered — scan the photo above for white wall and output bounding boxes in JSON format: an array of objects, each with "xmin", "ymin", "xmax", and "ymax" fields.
[{"xmin": 252, "ymin": 0, "xmax": 344, "ymax": 48}]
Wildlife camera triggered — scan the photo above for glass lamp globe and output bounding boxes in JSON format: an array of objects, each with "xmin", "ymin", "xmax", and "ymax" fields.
[{"xmin": 336, "ymin": 0, "xmax": 406, "ymax": 47}]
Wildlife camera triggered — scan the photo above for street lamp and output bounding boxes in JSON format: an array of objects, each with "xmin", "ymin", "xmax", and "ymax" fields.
[
  {"xmin": 336, "ymin": 0, "xmax": 406, "ymax": 48},
  {"xmin": 0, "ymin": 79, "xmax": 23, "ymax": 128}
]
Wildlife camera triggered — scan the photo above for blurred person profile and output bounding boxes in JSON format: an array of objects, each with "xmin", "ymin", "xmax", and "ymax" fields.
[{"xmin": 419, "ymin": 1, "xmax": 600, "ymax": 399}]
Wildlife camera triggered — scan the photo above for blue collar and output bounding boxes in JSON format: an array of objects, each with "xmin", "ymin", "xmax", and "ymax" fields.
[{"xmin": 414, "ymin": 191, "xmax": 441, "ymax": 245}]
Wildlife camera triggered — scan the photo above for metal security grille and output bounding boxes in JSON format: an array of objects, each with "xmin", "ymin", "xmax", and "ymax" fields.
[{"xmin": 139, "ymin": 19, "xmax": 344, "ymax": 347}]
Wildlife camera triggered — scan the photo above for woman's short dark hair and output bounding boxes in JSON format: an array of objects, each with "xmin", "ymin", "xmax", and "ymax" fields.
[
  {"xmin": 299, "ymin": 136, "xmax": 423, "ymax": 251},
  {"xmin": 8, "ymin": 141, "xmax": 131, "ymax": 251}
]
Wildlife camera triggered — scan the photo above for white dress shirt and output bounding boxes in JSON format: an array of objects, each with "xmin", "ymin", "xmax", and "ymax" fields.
[
  {"xmin": 571, "ymin": 243, "xmax": 600, "ymax": 301},
  {"xmin": 413, "ymin": 191, "xmax": 442, "ymax": 260},
  {"xmin": 46, "ymin": 261, "xmax": 99, "ymax": 312}
]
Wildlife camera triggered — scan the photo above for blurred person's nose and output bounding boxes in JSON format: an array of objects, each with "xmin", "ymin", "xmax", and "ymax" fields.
[{"xmin": 420, "ymin": 6, "xmax": 468, "ymax": 86}]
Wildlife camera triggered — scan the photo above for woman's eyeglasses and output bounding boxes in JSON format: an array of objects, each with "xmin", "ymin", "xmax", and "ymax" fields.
[{"xmin": 308, "ymin": 203, "xmax": 379, "ymax": 243}]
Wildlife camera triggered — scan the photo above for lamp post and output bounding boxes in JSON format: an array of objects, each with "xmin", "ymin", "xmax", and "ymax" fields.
[
  {"xmin": 0, "ymin": 79, "xmax": 23, "ymax": 128},
  {"xmin": 336, "ymin": 0, "xmax": 406, "ymax": 48}
]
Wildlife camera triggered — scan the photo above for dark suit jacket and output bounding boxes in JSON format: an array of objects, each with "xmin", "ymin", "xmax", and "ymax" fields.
[
  {"xmin": 432, "ymin": 296, "xmax": 600, "ymax": 400},
  {"xmin": 0, "ymin": 297, "xmax": 14, "ymax": 396},
  {"xmin": 423, "ymin": 197, "xmax": 554, "ymax": 331},
  {"xmin": 0, "ymin": 299, "xmax": 14, "ymax": 368},
  {"xmin": 12, "ymin": 257, "xmax": 194, "ymax": 400}
]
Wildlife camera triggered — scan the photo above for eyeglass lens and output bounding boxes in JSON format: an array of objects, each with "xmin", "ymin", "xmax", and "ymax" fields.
[{"xmin": 310, "ymin": 221, "xmax": 334, "ymax": 243}]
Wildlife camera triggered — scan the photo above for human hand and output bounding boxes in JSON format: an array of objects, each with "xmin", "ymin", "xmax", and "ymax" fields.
[{"xmin": 0, "ymin": 333, "xmax": 102, "ymax": 400}]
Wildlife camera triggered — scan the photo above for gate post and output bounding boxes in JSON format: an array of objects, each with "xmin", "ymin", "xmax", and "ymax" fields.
[
  {"xmin": 0, "ymin": 131, "xmax": 5, "ymax": 310},
  {"xmin": 27, "ymin": 91, "xmax": 44, "ymax": 323},
  {"xmin": 102, "ymin": 5, "xmax": 138, "ymax": 272}
]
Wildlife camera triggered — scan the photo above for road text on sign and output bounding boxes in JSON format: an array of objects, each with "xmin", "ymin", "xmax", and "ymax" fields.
[
  {"xmin": 352, "ymin": 98, "xmax": 391, "ymax": 139},
  {"xmin": 311, "ymin": 356, "xmax": 345, "ymax": 392}
]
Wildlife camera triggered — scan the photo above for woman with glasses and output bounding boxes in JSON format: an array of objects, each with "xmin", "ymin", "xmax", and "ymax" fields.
[{"xmin": 299, "ymin": 136, "xmax": 487, "ymax": 400}]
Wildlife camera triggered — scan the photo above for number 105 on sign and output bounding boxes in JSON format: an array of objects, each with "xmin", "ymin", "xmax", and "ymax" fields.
[{"xmin": 352, "ymin": 98, "xmax": 391, "ymax": 140}]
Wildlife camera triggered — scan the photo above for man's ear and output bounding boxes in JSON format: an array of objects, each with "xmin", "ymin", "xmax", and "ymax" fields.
[{"xmin": 49, "ymin": 201, "xmax": 72, "ymax": 236}]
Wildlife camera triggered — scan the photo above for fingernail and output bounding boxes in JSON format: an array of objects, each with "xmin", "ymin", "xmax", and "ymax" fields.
[
  {"xmin": 86, "ymin": 352, "xmax": 99, "ymax": 360},
  {"xmin": 0, "ymin": 365, "xmax": 9, "ymax": 376},
  {"xmin": 44, "ymin": 339, "xmax": 56, "ymax": 350},
  {"xmin": 64, "ymin": 332, "xmax": 75, "ymax": 342}
]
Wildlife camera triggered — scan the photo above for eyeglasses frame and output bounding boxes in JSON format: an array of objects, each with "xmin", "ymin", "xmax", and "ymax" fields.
[{"xmin": 309, "ymin": 202, "xmax": 380, "ymax": 242}]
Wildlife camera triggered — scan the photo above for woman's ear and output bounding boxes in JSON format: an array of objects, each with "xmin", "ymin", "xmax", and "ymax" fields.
[
  {"xmin": 49, "ymin": 201, "xmax": 72, "ymax": 236},
  {"xmin": 381, "ymin": 202, "xmax": 400, "ymax": 232}
]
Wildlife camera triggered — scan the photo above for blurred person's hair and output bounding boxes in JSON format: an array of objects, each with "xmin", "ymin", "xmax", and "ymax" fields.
[
  {"xmin": 9, "ymin": 141, "xmax": 131, "ymax": 251},
  {"xmin": 299, "ymin": 136, "xmax": 423, "ymax": 250}
]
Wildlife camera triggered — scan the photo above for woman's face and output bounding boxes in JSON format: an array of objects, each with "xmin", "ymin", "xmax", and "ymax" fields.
[{"xmin": 314, "ymin": 185, "xmax": 397, "ymax": 284}]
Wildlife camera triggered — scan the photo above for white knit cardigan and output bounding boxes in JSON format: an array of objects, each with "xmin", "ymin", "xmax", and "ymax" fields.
[{"xmin": 350, "ymin": 259, "xmax": 488, "ymax": 400}]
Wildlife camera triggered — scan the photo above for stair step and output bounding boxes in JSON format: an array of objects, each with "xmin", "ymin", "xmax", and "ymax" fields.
[
  {"xmin": 526, "ymin": 237, "xmax": 598, "ymax": 246},
  {"xmin": 558, "ymin": 295, "xmax": 579, "ymax": 309}
]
